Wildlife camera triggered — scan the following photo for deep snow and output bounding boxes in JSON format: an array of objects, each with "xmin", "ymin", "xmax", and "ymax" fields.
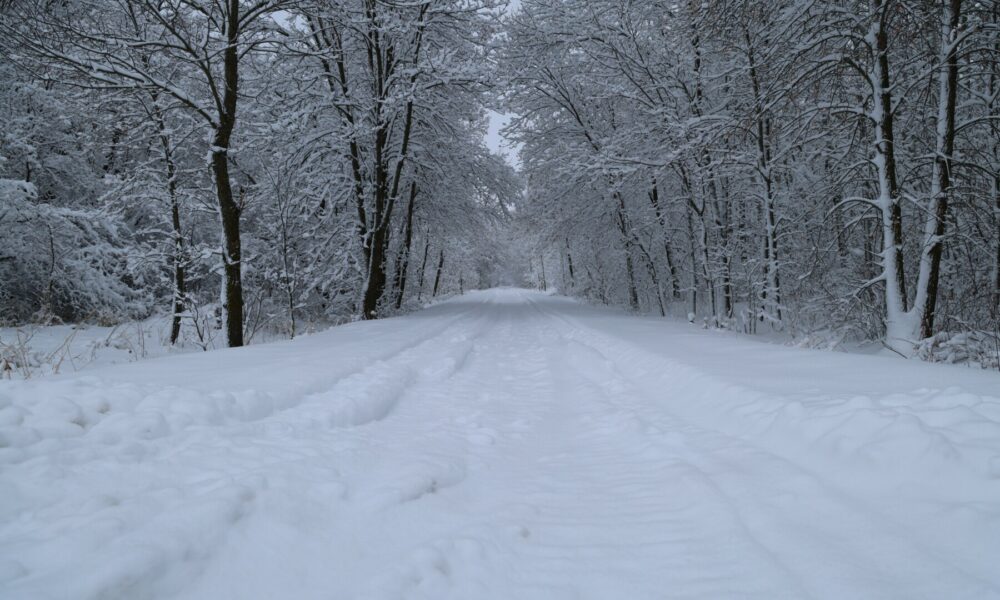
[{"xmin": 1, "ymin": 288, "xmax": 999, "ymax": 599}]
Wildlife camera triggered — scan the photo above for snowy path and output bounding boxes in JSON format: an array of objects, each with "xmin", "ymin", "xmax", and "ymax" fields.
[{"xmin": 2, "ymin": 289, "xmax": 1000, "ymax": 599}]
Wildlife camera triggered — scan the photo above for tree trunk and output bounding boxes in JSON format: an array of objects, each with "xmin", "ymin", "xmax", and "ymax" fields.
[
  {"xmin": 213, "ymin": 0, "xmax": 244, "ymax": 347},
  {"xmin": 992, "ymin": 6, "xmax": 1000, "ymax": 320},
  {"xmin": 702, "ymin": 213, "xmax": 718, "ymax": 323},
  {"xmin": 648, "ymin": 180, "xmax": 679, "ymax": 298},
  {"xmin": 360, "ymin": 110, "xmax": 389, "ymax": 319},
  {"xmin": 832, "ymin": 193, "xmax": 848, "ymax": 263},
  {"xmin": 361, "ymin": 218, "xmax": 389, "ymax": 318},
  {"xmin": 394, "ymin": 181, "xmax": 417, "ymax": 310},
  {"xmin": 870, "ymin": 0, "xmax": 909, "ymax": 351},
  {"xmin": 709, "ymin": 173, "xmax": 734, "ymax": 320},
  {"xmin": 637, "ymin": 239, "xmax": 666, "ymax": 316},
  {"xmin": 744, "ymin": 29, "xmax": 782, "ymax": 323},
  {"xmin": 686, "ymin": 206, "xmax": 699, "ymax": 317},
  {"xmin": 168, "ymin": 156, "xmax": 185, "ymax": 345},
  {"xmin": 360, "ymin": 3, "xmax": 427, "ymax": 320},
  {"xmin": 916, "ymin": 0, "xmax": 962, "ymax": 339},
  {"xmin": 417, "ymin": 236, "xmax": 430, "ymax": 301},
  {"xmin": 565, "ymin": 237, "xmax": 576, "ymax": 288},
  {"xmin": 151, "ymin": 95, "xmax": 186, "ymax": 345},
  {"xmin": 614, "ymin": 191, "xmax": 640, "ymax": 310},
  {"xmin": 432, "ymin": 249, "xmax": 445, "ymax": 297},
  {"xmin": 994, "ymin": 175, "xmax": 1000, "ymax": 318}
]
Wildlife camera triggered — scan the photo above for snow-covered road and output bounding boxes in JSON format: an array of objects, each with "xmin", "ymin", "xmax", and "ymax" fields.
[{"xmin": 2, "ymin": 289, "xmax": 1000, "ymax": 599}]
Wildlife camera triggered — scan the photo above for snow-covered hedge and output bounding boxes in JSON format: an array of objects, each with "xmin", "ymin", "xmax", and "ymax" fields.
[
  {"xmin": 0, "ymin": 179, "xmax": 153, "ymax": 324},
  {"xmin": 916, "ymin": 330, "xmax": 1000, "ymax": 370}
]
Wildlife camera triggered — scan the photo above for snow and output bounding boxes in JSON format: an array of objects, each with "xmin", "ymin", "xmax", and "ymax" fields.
[
  {"xmin": 1, "ymin": 288, "xmax": 999, "ymax": 599},
  {"xmin": 0, "ymin": 321, "xmax": 173, "ymax": 379}
]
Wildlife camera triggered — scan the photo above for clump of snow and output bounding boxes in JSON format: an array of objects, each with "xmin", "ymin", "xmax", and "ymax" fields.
[
  {"xmin": 0, "ymin": 178, "xmax": 37, "ymax": 200},
  {"xmin": 916, "ymin": 329, "xmax": 1000, "ymax": 370}
]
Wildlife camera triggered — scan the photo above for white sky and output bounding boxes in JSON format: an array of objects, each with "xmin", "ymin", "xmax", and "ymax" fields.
[
  {"xmin": 484, "ymin": 0, "xmax": 521, "ymax": 169},
  {"xmin": 485, "ymin": 110, "xmax": 519, "ymax": 169}
]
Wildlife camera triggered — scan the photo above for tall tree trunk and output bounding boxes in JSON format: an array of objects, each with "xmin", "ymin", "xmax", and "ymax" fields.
[
  {"xmin": 687, "ymin": 7, "xmax": 717, "ymax": 322},
  {"xmin": 869, "ymin": 0, "xmax": 909, "ymax": 351},
  {"xmin": 150, "ymin": 94, "xmax": 186, "ymax": 345},
  {"xmin": 167, "ymin": 150, "xmax": 185, "ymax": 345},
  {"xmin": 991, "ymin": 5, "xmax": 1000, "ymax": 320},
  {"xmin": 361, "ymin": 111, "xmax": 390, "ymax": 318},
  {"xmin": 744, "ymin": 29, "xmax": 782, "ymax": 323},
  {"xmin": 360, "ymin": 3, "xmax": 428, "ymax": 319},
  {"xmin": 213, "ymin": 0, "xmax": 244, "ymax": 347},
  {"xmin": 915, "ymin": 0, "xmax": 962, "ymax": 339}
]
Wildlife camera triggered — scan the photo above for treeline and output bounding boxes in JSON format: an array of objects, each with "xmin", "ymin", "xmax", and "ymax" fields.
[
  {"xmin": 504, "ymin": 0, "xmax": 1000, "ymax": 364},
  {"xmin": 0, "ymin": 0, "xmax": 518, "ymax": 346}
]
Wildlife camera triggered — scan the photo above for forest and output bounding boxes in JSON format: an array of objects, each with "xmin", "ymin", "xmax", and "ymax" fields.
[
  {"xmin": 1, "ymin": 0, "xmax": 998, "ymax": 366},
  {"xmin": 2, "ymin": 3, "xmax": 1000, "ymax": 598}
]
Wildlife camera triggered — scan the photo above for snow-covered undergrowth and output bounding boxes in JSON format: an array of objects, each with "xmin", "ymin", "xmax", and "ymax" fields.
[
  {"xmin": 0, "ymin": 320, "xmax": 175, "ymax": 379},
  {"xmin": 0, "ymin": 316, "xmax": 335, "ymax": 380},
  {"xmin": 1, "ymin": 289, "xmax": 998, "ymax": 599}
]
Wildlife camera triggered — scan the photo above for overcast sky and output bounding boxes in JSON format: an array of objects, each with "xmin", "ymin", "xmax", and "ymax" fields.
[
  {"xmin": 484, "ymin": 0, "xmax": 521, "ymax": 169},
  {"xmin": 485, "ymin": 111, "xmax": 519, "ymax": 168}
]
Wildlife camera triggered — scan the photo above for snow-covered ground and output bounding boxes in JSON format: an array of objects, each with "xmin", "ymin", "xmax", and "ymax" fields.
[{"xmin": 1, "ymin": 288, "xmax": 999, "ymax": 599}]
